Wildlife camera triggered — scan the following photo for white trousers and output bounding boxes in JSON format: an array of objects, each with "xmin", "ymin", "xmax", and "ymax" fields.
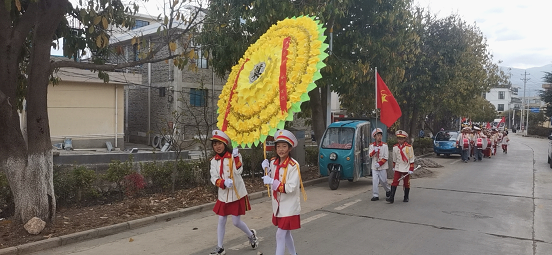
[{"xmin": 372, "ymin": 169, "xmax": 390, "ymax": 197}]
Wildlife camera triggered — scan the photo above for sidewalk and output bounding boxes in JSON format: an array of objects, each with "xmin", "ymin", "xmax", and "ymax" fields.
[{"xmin": 0, "ymin": 177, "xmax": 373, "ymax": 255}]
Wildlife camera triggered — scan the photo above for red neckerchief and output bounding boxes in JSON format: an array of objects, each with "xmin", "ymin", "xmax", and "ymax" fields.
[
  {"xmin": 397, "ymin": 143, "xmax": 409, "ymax": 162},
  {"xmin": 373, "ymin": 141, "xmax": 383, "ymax": 158},
  {"xmin": 273, "ymin": 157, "xmax": 290, "ymax": 199},
  {"xmin": 214, "ymin": 151, "xmax": 231, "ymax": 177}
]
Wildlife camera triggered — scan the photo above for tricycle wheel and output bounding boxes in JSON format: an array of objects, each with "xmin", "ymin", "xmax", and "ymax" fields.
[
  {"xmin": 435, "ymin": 153, "xmax": 441, "ymax": 156},
  {"xmin": 329, "ymin": 171, "xmax": 340, "ymax": 190},
  {"xmin": 445, "ymin": 154, "xmax": 450, "ymax": 157},
  {"xmin": 347, "ymin": 179, "xmax": 354, "ymax": 182}
]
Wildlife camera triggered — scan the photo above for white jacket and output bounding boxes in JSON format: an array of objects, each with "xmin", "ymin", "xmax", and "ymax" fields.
[
  {"xmin": 369, "ymin": 142, "xmax": 389, "ymax": 170},
  {"xmin": 210, "ymin": 153, "xmax": 247, "ymax": 203},
  {"xmin": 392, "ymin": 143, "xmax": 415, "ymax": 173},
  {"xmin": 268, "ymin": 157, "xmax": 301, "ymax": 217}
]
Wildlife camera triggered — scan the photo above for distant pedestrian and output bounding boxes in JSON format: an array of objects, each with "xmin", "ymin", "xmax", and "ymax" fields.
[
  {"xmin": 419, "ymin": 129, "xmax": 425, "ymax": 138},
  {"xmin": 209, "ymin": 130, "xmax": 258, "ymax": 255},
  {"xmin": 261, "ymin": 129, "xmax": 307, "ymax": 255},
  {"xmin": 387, "ymin": 130, "xmax": 415, "ymax": 203},
  {"xmin": 369, "ymin": 128, "xmax": 391, "ymax": 201}
]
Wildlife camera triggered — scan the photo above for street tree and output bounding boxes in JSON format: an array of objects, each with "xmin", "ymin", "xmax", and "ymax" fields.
[
  {"xmin": 400, "ymin": 11, "xmax": 507, "ymax": 135},
  {"xmin": 540, "ymin": 72, "xmax": 552, "ymax": 118},
  {"xmin": 0, "ymin": 0, "xmax": 205, "ymax": 224}
]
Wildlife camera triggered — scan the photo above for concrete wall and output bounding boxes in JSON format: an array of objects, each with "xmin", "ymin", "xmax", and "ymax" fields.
[{"xmin": 48, "ymin": 68, "xmax": 140, "ymax": 149}]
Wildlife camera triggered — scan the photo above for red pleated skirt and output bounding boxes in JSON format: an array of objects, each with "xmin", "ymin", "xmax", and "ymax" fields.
[
  {"xmin": 213, "ymin": 195, "xmax": 251, "ymax": 216},
  {"xmin": 272, "ymin": 214, "xmax": 301, "ymax": 230}
]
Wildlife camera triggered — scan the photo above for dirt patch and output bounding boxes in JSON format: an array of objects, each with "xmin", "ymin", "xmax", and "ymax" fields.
[
  {"xmin": 410, "ymin": 166, "xmax": 434, "ymax": 179},
  {"xmin": 415, "ymin": 158, "xmax": 443, "ymax": 168},
  {"xmin": 0, "ymin": 166, "xmax": 321, "ymax": 249}
]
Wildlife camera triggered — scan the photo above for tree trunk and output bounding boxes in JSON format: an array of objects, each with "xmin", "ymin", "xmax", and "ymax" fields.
[
  {"xmin": 0, "ymin": 0, "xmax": 67, "ymax": 223},
  {"xmin": 309, "ymin": 87, "xmax": 326, "ymax": 145}
]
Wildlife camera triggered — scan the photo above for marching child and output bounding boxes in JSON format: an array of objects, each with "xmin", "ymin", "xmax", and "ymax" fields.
[
  {"xmin": 261, "ymin": 129, "xmax": 306, "ymax": 255},
  {"xmin": 369, "ymin": 128, "xmax": 391, "ymax": 201},
  {"xmin": 457, "ymin": 127, "xmax": 471, "ymax": 163},
  {"xmin": 209, "ymin": 130, "xmax": 258, "ymax": 255},
  {"xmin": 387, "ymin": 130, "xmax": 415, "ymax": 203},
  {"xmin": 502, "ymin": 131, "xmax": 510, "ymax": 153}
]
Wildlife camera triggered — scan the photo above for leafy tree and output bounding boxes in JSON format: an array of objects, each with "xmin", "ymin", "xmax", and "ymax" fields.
[
  {"xmin": 540, "ymin": 72, "xmax": 552, "ymax": 118},
  {"xmin": 0, "ymin": 0, "xmax": 205, "ymax": 224},
  {"xmin": 400, "ymin": 11, "xmax": 507, "ymax": 135}
]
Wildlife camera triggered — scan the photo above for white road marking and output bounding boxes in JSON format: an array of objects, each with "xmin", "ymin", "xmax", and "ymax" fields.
[
  {"xmin": 334, "ymin": 199, "xmax": 362, "ymax": 211},
  {"xmin": 301, "ymin": 213, "xmax": 328, "ymax": 224},
  {"xmin": 228, "ymin": 236, "xmax": 265, "ymax": 250},
  {"xmin": 450, "ymin": 159, "xmax": 461, "ymax": 164}
]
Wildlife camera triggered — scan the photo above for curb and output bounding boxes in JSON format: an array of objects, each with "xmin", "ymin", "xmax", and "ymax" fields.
[{"xmin": 0, "ymin": 177, "xmax": 327, "ymax": 255}]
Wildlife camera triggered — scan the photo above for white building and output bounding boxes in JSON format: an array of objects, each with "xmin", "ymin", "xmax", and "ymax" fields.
[{"xmin": 484, "ymin": 86, "xmax": 520, "ymax": 114}]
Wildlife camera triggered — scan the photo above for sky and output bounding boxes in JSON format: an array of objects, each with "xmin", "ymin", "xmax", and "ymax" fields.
[{"xmin": 414, "ymin": 0, "xmax": 552, "ymax": 69}]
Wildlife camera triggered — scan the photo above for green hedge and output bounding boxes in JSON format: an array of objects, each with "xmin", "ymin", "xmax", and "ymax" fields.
[{"xmin": 528, "ymin": 126, "xmax": 552, "ymax": 137}]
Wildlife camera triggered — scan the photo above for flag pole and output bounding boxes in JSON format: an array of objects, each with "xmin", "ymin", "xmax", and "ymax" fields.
[{"xmin": 375, "ymin": 67, "xmax": 378, "ymax": 140}]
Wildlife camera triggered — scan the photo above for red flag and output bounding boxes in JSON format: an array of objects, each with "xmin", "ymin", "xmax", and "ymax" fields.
[
  {"xmin": 486, "ymin": 122, "xmax": 491, "ymax": 129},
  {"xmin": 499, "ymin": 116, "xmax": 505, "ymax": 124},
  {"xmin": 376, "ymin": 73, "xmax": 401, "ymax": 127}
]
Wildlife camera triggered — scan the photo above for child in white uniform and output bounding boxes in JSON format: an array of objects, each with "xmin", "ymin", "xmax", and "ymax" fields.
[
  {"xmin": 261, "ymin": 129, "xmax": 306, "ymax": 255},
  {"xmin": 209, "ymin": 130, "xmax": 258, "ymax": 255}
]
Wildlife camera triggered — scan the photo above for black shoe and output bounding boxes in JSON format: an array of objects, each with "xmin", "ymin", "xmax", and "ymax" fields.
[
  {"xmin": 403, "ymin": 188, "xmax": 410, "ymax": 202},
  {"xmin": 371, "ymin": 197, "xmax": 379, "ymax": 201},
  {"xmin": 385, "ymin": 191, "xmax": 391, "ymax": 198},
  {"xmin": 386, "ymin": 186, "xmax": 397, "ymax": 203}
]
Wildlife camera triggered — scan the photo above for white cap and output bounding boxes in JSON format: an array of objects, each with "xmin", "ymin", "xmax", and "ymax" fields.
[
  {"xmin": 210, "ymin": 130, "xmax": 230, "ymax": 146},
  {"xmin": 395, "ymin": 130, "xmax": 408, "ymax": 138},
  {"xmin": 371, "ymin": 128, "xmax": 383, "ymax": 138},
  {"xmin": 274, "ymin": 129, "xmax": 298, "ymax": 148}
]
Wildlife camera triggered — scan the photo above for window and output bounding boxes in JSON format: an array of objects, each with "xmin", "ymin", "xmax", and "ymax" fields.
[
  {"xmin": 435, "ymin": 131, "xmax": 458, "ymax": 141},
  {"xmin": 133, "ymin": 20, "xmax": 150, "ymax": 30},
  {"xmin": 190, "ymin": 88, "xmax": 207, "ymax": 107},
  {"xmin": 499, "ymin": 91, "xmax": 505, "ymax": 99},
  {"xmin": 321, "ymin": 127, "xmax": 354, "ymax": 149},
  {"xmin": 498, "ymin": 104, "xmax": 504, "ymax": 111}
]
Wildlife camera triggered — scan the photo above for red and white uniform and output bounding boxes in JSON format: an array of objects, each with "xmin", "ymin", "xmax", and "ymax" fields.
[
  {"xmin": 392, "ymin": 142, "xmax": 415, "ymax": 187},
  {"xmin": 268, "ymin": 156, "xmax": 301, "ymax": 230},
  {"xmin": 210, "ymin": 152, "xmax": 250, "ymax": 215},
  {"xmin": 369, "ymin": 141, "xmax": 390, "ymax": 198}
]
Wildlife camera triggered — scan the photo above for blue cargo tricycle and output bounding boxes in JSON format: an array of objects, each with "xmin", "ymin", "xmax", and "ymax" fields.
[{"xmin": 318, "ymin": 119, "xmax": 387, "ymax": 190}]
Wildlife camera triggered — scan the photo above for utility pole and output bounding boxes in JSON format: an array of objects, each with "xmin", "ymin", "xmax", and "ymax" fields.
[{"xmin": 521, "ymin": 71, "xmax": 530, "ymax": 135}]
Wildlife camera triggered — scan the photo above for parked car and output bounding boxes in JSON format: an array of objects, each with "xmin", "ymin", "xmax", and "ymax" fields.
[
  {"xmin": 433, "ymin": 130, "xmax": 462, "ymax": 157},
  {"xmin": 548, "ymin": 134, "xmax": 552, "ymax": 168}
]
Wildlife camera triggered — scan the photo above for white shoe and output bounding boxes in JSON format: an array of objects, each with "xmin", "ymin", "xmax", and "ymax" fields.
[
  {"xmin": 209, "ymin": 246, "xmax": 225, "ymax": 255},
  {"xmin": 249, "ymin": 229, "xmax": 259, "ymax": 249}
]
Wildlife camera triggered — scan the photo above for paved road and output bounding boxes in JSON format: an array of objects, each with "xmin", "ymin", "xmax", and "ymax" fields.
[{"xmin": 33, "ymin": 134, "xmax": 552, "ymax": 255}]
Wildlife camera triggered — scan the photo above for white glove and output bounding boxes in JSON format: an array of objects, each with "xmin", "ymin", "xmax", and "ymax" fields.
[
  {"xmin": 374, "ymin": 162, "xmax": 381, "ymax": 168},
  {"xmin": 272, "ymin": 179, "xmax": 281, "ymax": 191},
  {"xmin": 374, "ymin": 147, "xmax": 380, "ymax": 152},
  {"xmin": 224, "ymin": 179, "xmax": 233, "ymax": 188},
  {"xmin": 232, "ymin": 148, "xmax": 239, "ymax": 157},
  {"xmin": 261, "ymin": 159, "xmax": 270, "ymax": 169},
  {"xmin": 262, "ymin": 175, "xmax": 274, "ymax": 185},
  {"xmin": 408, "ymin": 171, "xmax": 413, "ymax": 175}
]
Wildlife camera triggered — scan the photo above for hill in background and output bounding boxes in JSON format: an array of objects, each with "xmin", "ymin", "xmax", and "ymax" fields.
[{"xmin": 500, "ymin": 64, "xmax": 552, "ymax": 97}]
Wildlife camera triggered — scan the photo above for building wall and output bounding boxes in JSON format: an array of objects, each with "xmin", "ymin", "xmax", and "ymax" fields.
[
  {"xmin": 486, "ymin": 88, "xmax": 512, "ymax": 113},
  {"xmin": 48, "ymin": 81, "xmax": 125, "ymax": 148}
]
